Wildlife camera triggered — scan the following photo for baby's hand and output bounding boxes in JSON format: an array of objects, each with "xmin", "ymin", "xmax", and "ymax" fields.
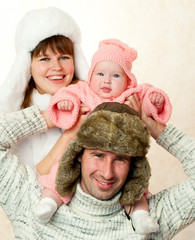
[
  {"xmin": 150, "ymin": 93, "xmax": 165, "ymax": 113},
  {"xmin": 57, "ymin": 100, "xmax": 73, "ymax": 111}
]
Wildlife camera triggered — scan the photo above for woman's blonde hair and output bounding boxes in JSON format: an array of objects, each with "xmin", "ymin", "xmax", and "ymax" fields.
[{"xmin": 21, "ymin": 35, "xmax": 76, "ymax": 109}]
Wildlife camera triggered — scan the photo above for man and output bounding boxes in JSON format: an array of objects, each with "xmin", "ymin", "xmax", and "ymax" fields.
[{"xmin": 0, "ymin": 102, "xmax": 194, "ymax": 240}]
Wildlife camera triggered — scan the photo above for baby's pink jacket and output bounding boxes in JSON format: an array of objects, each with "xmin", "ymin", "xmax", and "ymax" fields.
[{"xmin": 48, "ymin": 81, "xmax": 172, "ymax": 129}]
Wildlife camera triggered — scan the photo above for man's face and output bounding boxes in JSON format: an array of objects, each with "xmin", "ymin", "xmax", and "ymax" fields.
[{"xmin": 79, "ymin": 149, "xmax": 131, "ymax": 200}]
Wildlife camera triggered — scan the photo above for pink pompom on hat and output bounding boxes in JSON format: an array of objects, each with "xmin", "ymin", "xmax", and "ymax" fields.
[{"xmin": 88, "ymin": 39, "xmax": 137, "ymax": 88}]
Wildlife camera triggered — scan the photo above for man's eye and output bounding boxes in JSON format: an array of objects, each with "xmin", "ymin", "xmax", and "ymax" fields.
[
  {"xmin": 95, "ymin": 154, "xmax": 103, "ymax": 158},
  {"xmin": 115, "ymin": 156, "xmax": 128, "ymax": 162}
]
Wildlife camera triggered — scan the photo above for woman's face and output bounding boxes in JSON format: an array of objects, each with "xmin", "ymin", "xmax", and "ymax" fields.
[{"xmin": 31, "ymin": 47, "xmax": 74, "ymax": 95}]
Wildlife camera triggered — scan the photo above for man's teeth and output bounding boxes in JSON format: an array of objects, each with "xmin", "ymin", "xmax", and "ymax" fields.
[{"xmin": 100, "ymin": 181, "xmax": 109, "ymax": 185}]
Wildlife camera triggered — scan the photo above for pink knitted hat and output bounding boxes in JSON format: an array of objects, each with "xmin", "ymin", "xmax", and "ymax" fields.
[{"xmin": 88, "ymin": 39, "xmax": 137, "ymax": 88}]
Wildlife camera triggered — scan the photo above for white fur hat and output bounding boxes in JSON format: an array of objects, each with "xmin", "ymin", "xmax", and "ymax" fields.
[{"xmin": 0, "ymin": 7, "xmax": 89, "ymax": 112}]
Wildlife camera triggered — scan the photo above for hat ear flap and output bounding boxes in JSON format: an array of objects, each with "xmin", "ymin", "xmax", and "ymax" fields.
[
  {"xmin": 56, "ymin": 139, "xmax": 82, "ymax": 196},
  {"xmin": 0, "ymin": 52, "xmax": 31, "ymax": 112},
  {"xmin": 73, "ymin": 43, "xmax": 89, "ymax": 81},
  {"xmin": 120, "ymin": 156, "xmax": 151, "ymax": 205}
]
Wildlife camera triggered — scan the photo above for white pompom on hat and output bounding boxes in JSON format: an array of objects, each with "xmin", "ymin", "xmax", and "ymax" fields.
[
  {"xmin": 0, "ymin": 7, "xmax": 89, "ymax": 112},
  {"xmin": 88, "ymin": 39, "xmax": 137, "ymax": 88}
]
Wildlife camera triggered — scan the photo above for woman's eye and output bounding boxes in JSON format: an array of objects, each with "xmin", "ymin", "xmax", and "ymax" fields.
[
  {"xmin": 40, "ymin": 57, "xmax": 49, "ymax": 61},
  {"xmin": 61, "ymin": 56, "xmax": 70, "ymax": 60}
]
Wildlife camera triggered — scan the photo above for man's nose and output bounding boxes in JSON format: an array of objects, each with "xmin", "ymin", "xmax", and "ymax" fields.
[{"xmin": 101, "ymin": 159, "xmax": 114, "ymax": 179}]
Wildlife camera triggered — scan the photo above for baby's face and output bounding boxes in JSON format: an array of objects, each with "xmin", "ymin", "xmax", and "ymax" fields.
[{"xmin": 90, "ymin": 61, "xmax": 129, "ymax": 99}]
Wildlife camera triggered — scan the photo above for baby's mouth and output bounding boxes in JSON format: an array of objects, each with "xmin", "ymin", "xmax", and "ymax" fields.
[{"xmin": 101, "ymin": 87, "xmax": 111, "ymax": 93}]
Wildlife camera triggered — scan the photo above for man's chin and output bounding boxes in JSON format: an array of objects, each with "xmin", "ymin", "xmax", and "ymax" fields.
[{"xmin": 91, "ymin": 191, "xmax": 116, "ymax": 201}]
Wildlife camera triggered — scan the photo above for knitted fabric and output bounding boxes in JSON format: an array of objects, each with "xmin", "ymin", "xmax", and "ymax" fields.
[
  {"xmin": 0, "ymin": 7, "xmax": 89, "ymax": 112},
  {"xmin": 48, "ymin": 38, "xmax": 171, "ymax": 129},
  {"xmin": 0, "ymin": 7, "xmax": 89, "ymax": 168},
  {"xmin": 88, "ymin": 39, "xmax": 137, "ymax": 87},
  {"xmin": 48, "ymin": 81, "xmax": 172, "ymax": 129},
  {"xmin": 0, "ymin": 105, "xmax": 194, "ymax": 239}
]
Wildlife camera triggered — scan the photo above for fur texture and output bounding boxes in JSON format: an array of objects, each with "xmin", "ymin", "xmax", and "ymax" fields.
[
  {"xmin": 0, "ymin": 7, "xmax": 88, "ymax": 112},
  {"xmin": 56, "ymin": 102, "xmax": 151, "ymax": 205}
]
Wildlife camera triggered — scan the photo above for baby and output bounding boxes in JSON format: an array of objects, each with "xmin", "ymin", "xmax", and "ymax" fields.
[{"xmin": 36, "ymin": 39, "xmax": 172, "ymax": 235}]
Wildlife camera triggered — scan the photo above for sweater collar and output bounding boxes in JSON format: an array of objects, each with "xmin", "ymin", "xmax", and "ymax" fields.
[{"xmin": 69, "ymin": 184, "xmax": 122, "ymax": 219}]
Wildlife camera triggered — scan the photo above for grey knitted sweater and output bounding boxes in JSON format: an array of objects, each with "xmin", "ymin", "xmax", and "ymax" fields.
[{"xmin": 0, "ymin": 105, "xmax": 194, "ymax": 240}]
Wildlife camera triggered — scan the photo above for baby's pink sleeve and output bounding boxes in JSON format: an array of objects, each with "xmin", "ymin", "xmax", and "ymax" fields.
[
  {"xmin": 48, "ymin": 87, "xmax": 81, "ymax": 129},
  {"xmin": 40, "ymin": 155, "xmax": 73, "ymax": 204},
  {"xmin": 137, "ymin": 84, "xmax": 172, "ymax": 124},
  {"xmin": 142, "ymin": 87, "xmax": 172, "ymax": 124}
]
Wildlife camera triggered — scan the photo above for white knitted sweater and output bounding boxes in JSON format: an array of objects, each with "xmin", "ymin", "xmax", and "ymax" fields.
[{"xmin": 0, "ymin": 105, "xmax": 194, "ymax": 240}]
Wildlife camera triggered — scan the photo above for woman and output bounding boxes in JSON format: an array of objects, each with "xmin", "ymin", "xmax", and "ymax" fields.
[{"xmin": 0, "ymin": 7, "xmax": 89, "ymax": 170}]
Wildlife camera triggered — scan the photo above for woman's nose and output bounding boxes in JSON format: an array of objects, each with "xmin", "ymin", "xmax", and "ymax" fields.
[{"xmin": 52, "ymin": 60, "xmax": 63, "ymax": 70}]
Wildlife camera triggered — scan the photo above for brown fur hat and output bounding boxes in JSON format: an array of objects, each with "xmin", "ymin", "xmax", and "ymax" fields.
[{"xmin": 56, "ymin": 102, "xmax": 151, "ymax": 205}]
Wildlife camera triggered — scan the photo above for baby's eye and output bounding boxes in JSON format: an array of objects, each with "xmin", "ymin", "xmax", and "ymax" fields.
[
  {"xmin": 113, "ymin": 74, "xmax": 120, "ymax": 78},
  {"xmin": 98, "ymin": 73, "xmax": 104, "ymax": 76}
]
